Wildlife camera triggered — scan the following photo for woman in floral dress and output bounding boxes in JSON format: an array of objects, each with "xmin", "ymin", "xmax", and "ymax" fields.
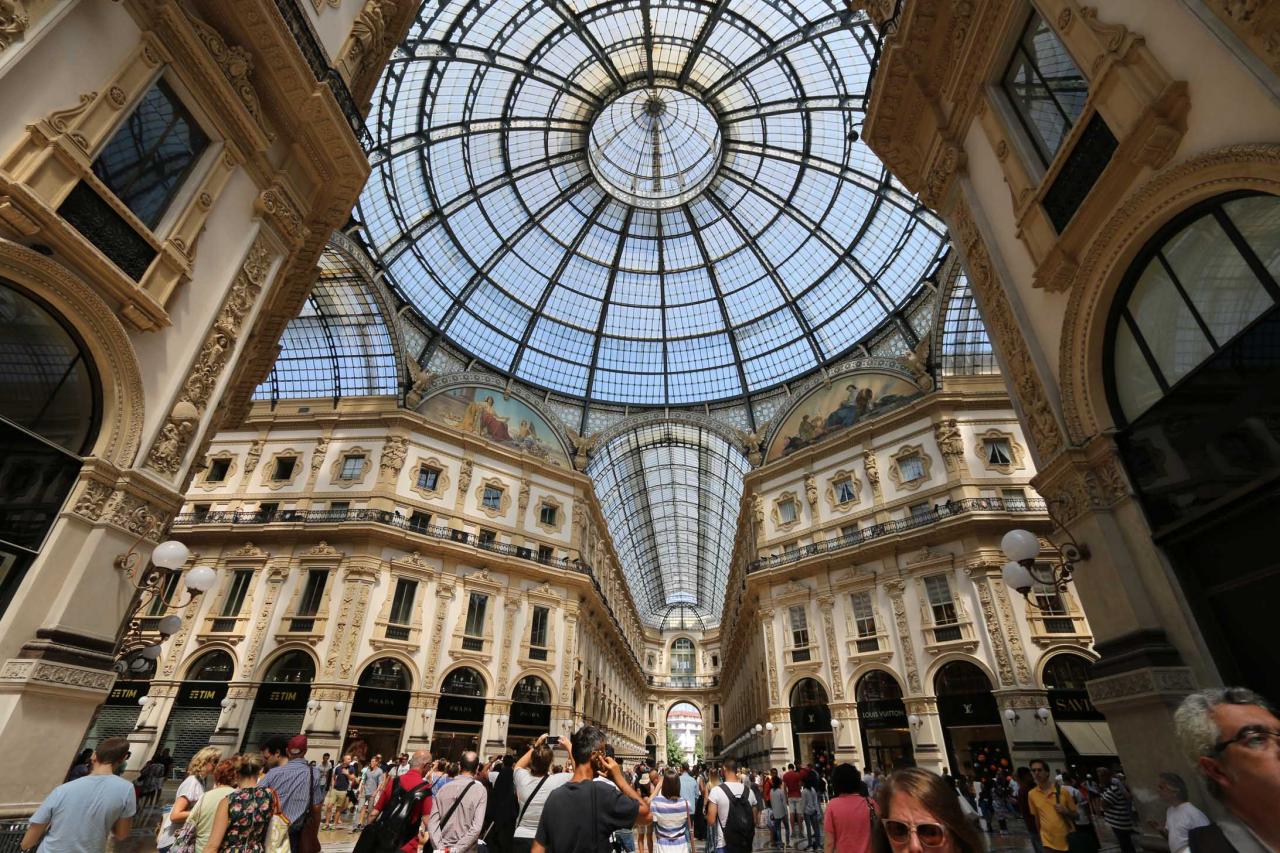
[{"xmin": 202, "ymin": 753, "xmax": 277, "ymax": 853}]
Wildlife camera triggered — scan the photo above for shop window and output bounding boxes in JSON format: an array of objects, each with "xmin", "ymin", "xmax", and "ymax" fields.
[
  {"xmin": 409, "ymin": 510, "xmax": 431, "ymax": 531},
  {"xmin": 1001, "ymin": 9, "xmax": 1088, "ymax": 166},
  {"xmin": 272, "ymin": 456, "xmax": 296, "ymax": 481},
  {"xmin": 513, "ymin": 675, "xmax": 550, "ymax": 705},
  {"xmin": 834, "ymin": 477, "xmax": 855, "ymax": 504},
  {"xmin": 851, "ymin": 591, "xmax": 879, "ymax": 652},
  {"xmin": 339, "ymin": 454, "xmax": 365, "ymax": 480},
  {"xmin": 539, "ymin": 503, "xmax": 558, "ymax": 526},
  {"xmin": 985, "ymin": 438, "xmax": 1012, "ymax": 466},
  {"xmin": 417, "ymin": 465, "xmax": 440, "ymax": 490},
  {"xmin": 924, "ymin": 574, "xmax": 961, "ymax": 641},
  {"xmin": 463, "ymin": 592, "xmax": 488, "ymax": 650},
  {"xmin": 789, "ymin": 605, "xmax": 810, "ymax": 662},
  {"xmin": 220, "ymin": 570, "xmax": 253, "ymax": 618},
  {"xmin": 482, "ymin": 485, "xmax": 503, "ymax": 511},
  {"xmin": 897, "ymin": 454, "xmax": 925, "ymax": 482},
  {"xmin": 389, "ymin": 578, "xmax": 417, "ymax": 626},
  {"xmin": 206, "ymin": 458, "xmax": 231, "ymax": 482},
  {"xmin": 1042, "ymin": 654, "xmax": 1093, "ymax": 690},
  {"xmin": 91, "ymin": 79, "xmax": 209, "ymax": 229}
]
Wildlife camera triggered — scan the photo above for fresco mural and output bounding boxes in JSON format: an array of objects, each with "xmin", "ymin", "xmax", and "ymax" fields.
[
  {"xmin": 765, "ymin": 371, "xmax": 922, "ymax": 462},
  {"xmin": 419, "ymin": 385, "xmax": 570, "ymax": 467}
]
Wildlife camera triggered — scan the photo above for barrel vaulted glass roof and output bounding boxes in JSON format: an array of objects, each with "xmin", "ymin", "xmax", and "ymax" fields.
[
  {"xmin": 254, "ymin": 244, "xmax": 399, "ymax": 403},
  {"xmin": 357, "ymin": 0, "xmax": 947, "ymax": 406},
  {"xmin": 586, "ymin": 421, "xmax": 749, "ymax": 628}
]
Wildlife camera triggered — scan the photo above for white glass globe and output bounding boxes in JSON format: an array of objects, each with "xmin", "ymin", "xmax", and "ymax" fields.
[
  {"xmin": 129, "ymin": 656, "xmax": 150, "ymax": 673},
  {"xmin": 830, "ymin": 719, "xmax": 840, "ymax": 729},
  {"xmin": 908, "ymin": 714, "xmax": 921, "ymax": 728},
  {"xmin": 765, "ymin": 722, "xmax": 774, "ymax": 731},
  {"xmin": 754, "ymin": 723, "xmax": 763, "ymax": 733},
  {"xmin": 1003, "ymin": 708, "xmax": 1018, "ymax": 722},
  {"xmin": 151, "ymin": 540, "xmax": 191, "ymax": 570},
  {"xmin": 1001, "ymin": 529, "xmax": 1041, "ymax": 563},
  {"xmin": 1036, "ymin": 707, "xmax": 1051, "ymax": 720},
  {"xmin": 185, "ymin": 565, "xmax": 217, "ymax": 593},
  {"xmin": 138, "ymin": 695, "xmax": 150, "ymax": 706},
  {"xmin": 139, "ymin": 643, "xmax": 163, "ymax": 660},
  {"xmin": 157, "ymin": 614, "xmax": 182, "ymax": 635},
  {"xmin": 1001, "ymin": 560, "xmax": 1035, "ymax": 593}
]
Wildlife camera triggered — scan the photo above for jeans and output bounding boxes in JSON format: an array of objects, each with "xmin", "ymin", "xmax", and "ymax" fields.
[
  {"xmin": 1112, "ymin": 828, "xmax": 1137, "ymax": 853},
  {"xmin": 617, "ymin": 829, "xmax": 638, "ymax": 853},
  {"xmin": 770, "ymin": 815, "xmax": 789, "ymax": 847},
  {"xmin": 803, "ymin": 814, "xmax": 821, "ymax": 849}
]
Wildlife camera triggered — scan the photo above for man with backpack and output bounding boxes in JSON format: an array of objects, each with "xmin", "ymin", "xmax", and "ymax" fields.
[
  {"xmin": 359, "ymin": 749, "xmax": 433, "ymax": 852},
  {"xmin": 706, "ymin": 759, "xmax": 760, "ymax": 853}
]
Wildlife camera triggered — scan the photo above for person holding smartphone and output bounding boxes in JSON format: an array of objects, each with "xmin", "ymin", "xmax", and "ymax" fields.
[
  {"xmin": 532, "ymin": 726, "xmax": 650, "ymax": 853},
  {"xmin": 512, "ymin": 735, "xmax": 573, "ymax": 853}
]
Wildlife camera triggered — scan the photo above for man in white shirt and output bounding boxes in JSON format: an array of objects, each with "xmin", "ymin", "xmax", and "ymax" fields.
[
  {"xmin": 1151, "ymin": 772, "xmax": 1210, "ymax": 853},
  {"xmin": 706, "ymin": 758, "xmax": 760, "ymax": 853}
]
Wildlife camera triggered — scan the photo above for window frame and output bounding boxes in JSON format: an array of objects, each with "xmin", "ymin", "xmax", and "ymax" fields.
[
  {"xmin": 221, "ymin": 569, "xmax": 254, "ymax": 618},
  {"xmin": 272, "ymin": 456, "xmax": 297, "ymax": 481},
  {"xmin": 339, "ymin": 453, "xmax": 366, "ymax": 481},
  {"xmin": 389, "ymin": 577, "xmax": 418, "ymax": 626},
  {"xmin": 417, "ymin": 465, "xmax": 440, "ymax": 491},
  {"xmin": 999, "ymin": 8, "xmax": 1089, "ymax": 168}
]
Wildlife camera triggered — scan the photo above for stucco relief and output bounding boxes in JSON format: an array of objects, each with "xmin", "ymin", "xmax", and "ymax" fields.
[{"xmin": 885, "ymin": 581, "xmax": 922, "ymax": 695}]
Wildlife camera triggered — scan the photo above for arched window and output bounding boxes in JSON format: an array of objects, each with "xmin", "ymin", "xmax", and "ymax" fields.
[
  {"xmin": 263, "ymin": 650, "xmax": 315, "ymax": 683},
  {"xmin": 855, "ymin": 670, "xmax": 903, "ymax": 702},
  {"xmin": 790, "ymin": 677, "xmax": 829, "ymax": 707},
  {"xmin": 934, "ymin": 661, "xmax": 992, "ymax": 695},
  {"xmin": 1108, "ymin": 193, "xmax": 1280, "ymax": 425},
  {"xmin": 670, "ymin": 638, "xmax": 695, "ymax": 683},
  {"xmin": 0, "ymin": 281, "xmax": 101, "ymax": 615},
  {"xmin": 1042, "ymin": 654, "xmax": 1094, "ymax": 691},
  {"xmin": 512, "ymin": 675, "xmax": 551, "ymax": 705},
  {"xmin": 360, "ymin": 658, "xmax": 410, "ymax": 690},
  {"xmin": 186, "ymin": 650, "xmax": 234, "ymax": 682},
  {"xmin": 441, "ymin": 667, "xmax": 486, "ymax": 697}
]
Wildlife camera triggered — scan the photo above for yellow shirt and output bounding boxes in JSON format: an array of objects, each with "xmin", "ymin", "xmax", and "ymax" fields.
[{"xmin": 1027, "ymin": 785, "xmax": 1077, "ymax": 852}]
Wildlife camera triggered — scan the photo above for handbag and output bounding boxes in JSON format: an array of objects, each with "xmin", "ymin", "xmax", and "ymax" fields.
[
  {"xmin": 1057, "ymin": 785, "xmax": 1099, "ymax": 853},
  {"xmin": 297, "ymin": 765, "xmax": 323, "ymax": 853},
  {"xmin": 265, "ymin": 790, "xmax": 292, "ymax": 853}
]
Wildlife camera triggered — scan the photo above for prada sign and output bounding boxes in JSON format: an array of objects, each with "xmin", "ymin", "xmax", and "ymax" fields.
[
  {"xmin": 437, "ymin": 695, "xmax": 486, "ymax": 722},
  {"xmin": 176, "ymin": 681, "xmax": 229, "ymax": 708},
  {"xmin": 510, "ymin": 701, "xmax": 551, "ymax": 729},
  {"xmin": 353, "ymin": 687, "xmax": 411, "ymax": 717}
]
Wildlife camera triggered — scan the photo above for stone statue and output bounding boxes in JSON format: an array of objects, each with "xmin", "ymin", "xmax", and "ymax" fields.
[
  {"xmin": 863, "ymin": 449, "xmax": 881, "ymax": 494},
  {"xmin": 934, "ymin": 418, "xmax": 965, "ymax": 471},
  {"xmin": 900, "ymin": 336, "xmax": 934, "ymax": 392}
]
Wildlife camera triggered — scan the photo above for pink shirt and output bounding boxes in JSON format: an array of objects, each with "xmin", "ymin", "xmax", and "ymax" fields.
[{"xmin": 824, "ymin": 794, "xmax": 874, "ymax": 853}]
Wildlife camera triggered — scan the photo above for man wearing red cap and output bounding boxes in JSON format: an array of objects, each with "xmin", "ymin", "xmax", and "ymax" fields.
[{"xmin": 260, "ymin": 734, "xmax": 323, "ymax": 852}]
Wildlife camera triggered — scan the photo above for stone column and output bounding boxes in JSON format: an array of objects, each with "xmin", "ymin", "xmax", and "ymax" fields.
[
  {"xmin": 994, "ymin": 689, "xmax": 1064, "ymax": 769},
  {"xmin": 904, "ymin": 697, "xmax": 946, "ymax": 774},
  {"xmin": 484, "ymin": 698, "xmax": 512, "ymax": 751},
  {"xmin": 830, "ymin": 700, "xmax": 862, "ymax": 766},
  {"xmin": 125, "ymin": 681, "xmax": 178, "ymax": 773}
]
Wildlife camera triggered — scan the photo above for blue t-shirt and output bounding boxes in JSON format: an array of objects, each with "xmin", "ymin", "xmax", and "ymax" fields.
[{"xmin": 32, "ymin": 773, "xmax": 136, "ymax": 853}]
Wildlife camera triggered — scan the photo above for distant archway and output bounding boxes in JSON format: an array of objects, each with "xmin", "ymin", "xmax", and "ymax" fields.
[
  {"xmin": 346, "ymin": 658, "xmax": 414, "ymax": 761},
  {"xmin": 241, "ymin": 650, "xmax": 316, "ymax": 752},
  {"xmin": 434, "ymin": 667, "xmax": 487, "ymax": 759},
  {"xmin": 157, "ymin": 649, "xmax": 235, "ymax": 771},
  {"xmin": 934, "ymin": 660, "xmax": 1006, "ymax": 780},
  {"xmin": 509, "ymin": 674, "xmax": 553, "ymax": 752},
  {"xmin": 666, "ymin": 702, "xmax": 702, "ymax": 766}
]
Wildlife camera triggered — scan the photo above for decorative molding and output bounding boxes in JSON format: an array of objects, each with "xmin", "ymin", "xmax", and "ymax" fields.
[
  {"xmin": 409, "ymin": 456, "xmax": 451, "ymax": 501},
  {"xmin": 254, "ymin": 185, "xmax": 306, "ymax": 246},
  {"xmin": 0, "ymin": 659, "xmax": 114, "ymax": 692},
  {"xmin": 310, "ymin": 438, "xmax": 329, "ymax": 477},
  {"xmin": 803, "ymin": 474, "xmax": 819, "ymax": 512},
  {"xmin": 261, "ymin": 448, "xmax": 303, "ymax": 490},
  {"xmin": 379, "ymin": 435, "xmax": 407, "ymax": 481},
  {"xmin": 474, "ymin": 476, "xmax": 512, "ymax": 518},
  {"xmin": 824, "ymin": 469, "xmax": 862, "ymax": 512},
  {"xmin": 973, "ymin": 428, "xmax": 1026, "ymax": 475},
  {"xmin": 888, "ymin": 444, "xmax": 932, "ymax": 491},
  {"xmin": 195, "ymin": 450, "xmax": 238, "ymax": 490},
  {"xmin": 534, "ymin": 494, "xmax": 566, "ymax": 534},
  {"xmin": 329, "ymin": 446, "xmax": 372, "ymax": 488},
  {"xmin": 933, "ymin": 419, "xmax": 967, "ymax": 474},
  {"xmin": 862, "ymin": 449, "xmax": 882, "ymax": 499},
  {"xmin": 0, "ymin": 1, "xmax": 30, "ymax": 52},
  {"xmin": 244, "ymin": 439, "xmax": 265, "ymax": 475},
  {"xmin": 885, "ymin": 580, "xmax": 922, "ymax": 695},
  {"xmin": 1087, "ymin": 666, "xmax": 1195, "ymax": 705},
  {"xmin": 184, "ymin": 10, "xmax": 274, "ymax": 140},
  {"xmin": 771, "ymin": 491, "xmax": 803, "ymax": 531}
]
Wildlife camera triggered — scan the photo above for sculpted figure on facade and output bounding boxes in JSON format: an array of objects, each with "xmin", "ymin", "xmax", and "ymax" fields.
[
  {"xmin": 934, "ymin": 419, "xmax": 965, "ymax": 472},
  {"xmin": 379, "ymin": 435, "xmax": 407, "ymax": 479}
]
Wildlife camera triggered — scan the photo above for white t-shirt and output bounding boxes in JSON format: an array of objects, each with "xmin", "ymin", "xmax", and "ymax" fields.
[
  {"xmin": 157, "ymin": 774, "xmax": 205, "ymax": 847},
  {"xmin": 1165, "ymin": 802, "xmax": 1211, "ymax": 853},
  {"xmin": 708, "ymin": 780, "xmax": 758, "ymax": 848},
  {"xmin": 513, "ymin": 767, "xmax": 572, "ymax": 838}
]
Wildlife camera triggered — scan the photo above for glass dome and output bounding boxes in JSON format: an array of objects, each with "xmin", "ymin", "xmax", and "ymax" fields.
[{"xmin": 358, "ymin": 0, "xmax": 946, "ymax": 406}]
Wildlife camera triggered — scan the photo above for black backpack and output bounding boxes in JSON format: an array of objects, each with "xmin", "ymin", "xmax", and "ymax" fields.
[
  {"xmin": 719, "ymin": 783, "xmax": 755, "ymax": 852},
  {"xmin": 373, "ymin": 779, "xmax": 432, "ymax": 851}
]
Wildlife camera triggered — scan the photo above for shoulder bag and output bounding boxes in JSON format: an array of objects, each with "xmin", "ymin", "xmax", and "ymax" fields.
[
  {"xmin": 298, "ymin": 766, "xmax": 323, "ymax": 853},
  {"xmin": 517, "ymin": 774, "xmax": 551, "ymax": 830},
  {"xmin": 1057, "ymin": 785, "xmax": 1099, "ymax": 853},
  {"xmin": 266, "ymin": 790, "xmax": 292, "ymax": 853},
  {"xmin": 426, "ymin": 779, "xmax": 477, "ymax": 853}
]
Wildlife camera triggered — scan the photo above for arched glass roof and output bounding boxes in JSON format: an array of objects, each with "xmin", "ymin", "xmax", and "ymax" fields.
[
  {"xmin": 358, "ymin": 0, "xmax": 947, "ymax": 406},
  {"xmin": 586, "ymin": 421, "xmax": 749, "ymax": 628},
  {"xmin": 938, "ymin": 273, "xmax": 997, "ymax": 376},
  {"xmin": 254, "ymin": 243, "xmax": 399, "ymax": 403}
]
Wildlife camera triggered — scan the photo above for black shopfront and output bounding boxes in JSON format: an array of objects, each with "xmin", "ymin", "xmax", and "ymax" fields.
[{"xmin": 157, "ymin": 650, "xmax": 233, "ymax": 771}]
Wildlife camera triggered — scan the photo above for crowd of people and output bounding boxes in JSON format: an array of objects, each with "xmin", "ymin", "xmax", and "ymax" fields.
[{"xmin": 22, "ymin": 686, "xmax": 1280, "ymax": 853}]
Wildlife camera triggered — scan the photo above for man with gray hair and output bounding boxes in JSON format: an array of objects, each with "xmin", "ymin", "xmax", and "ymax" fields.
[
  {"xmin": 429, "ymin": 751, "xmax": 489, "ymax": 853},
  {"xmin": 1149, "ymin": 772, "xmax": 1210, "ymax": 853},
  {"xmin": 1173, "ymin": 687, "xmax": 1280, "ymax": 853}
]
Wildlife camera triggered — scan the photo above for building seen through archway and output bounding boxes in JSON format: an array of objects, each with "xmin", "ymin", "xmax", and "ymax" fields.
[{"xmin": 0, "ymin": 0, "xmax": 1274, "ymax": 836}]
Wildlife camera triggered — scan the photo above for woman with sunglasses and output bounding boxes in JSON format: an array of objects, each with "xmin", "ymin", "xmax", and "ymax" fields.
[{"xmin": 876, "ymin": 768, "xmax": 982, "ymax": 853}]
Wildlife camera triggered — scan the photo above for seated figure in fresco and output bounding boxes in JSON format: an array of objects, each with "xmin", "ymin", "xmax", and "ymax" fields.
[
  {"xmin": 783, "ymin": 413, "xmax": 825, "ymax": 455},
  {"xmin": 480, "ymin": 396, "xmax": 512, "ymax": 442},
  {"xmin": 826, "ymin": 384, "xmax": 875, "ymax": 430}
]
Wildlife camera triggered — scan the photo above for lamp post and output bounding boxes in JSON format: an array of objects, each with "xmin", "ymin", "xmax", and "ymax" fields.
[
  {"xmin": 113, "ymin": 536, "xmax": 216, "ymax": 678},
  {"xmin": 999, "ymin": 508, "xmax": 1090, "ymax": 606}
]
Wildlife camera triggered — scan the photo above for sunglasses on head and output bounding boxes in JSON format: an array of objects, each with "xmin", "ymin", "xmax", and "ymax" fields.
[{"xmin": 883, "ymin": 820, "xmax": 948, "ymax": 847}]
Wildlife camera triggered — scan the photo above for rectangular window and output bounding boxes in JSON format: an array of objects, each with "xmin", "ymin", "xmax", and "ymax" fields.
[
  {"xmin": 924, "ymin": 574, "xmax": 961, "ymax": 641},
  {"xmin": 851, "ymin": 591, "xmax": 877, "ymax": 637},
  {"xmin": 1002, "ymin": 488, "xmax": 1028, "ymax": 511},
  {"xmin": 539, "ymin": 503, "xmax": 558, "ymax": 526},
  {"xmin": 221, "ymin": 569, "xmax": 254, "ymax": 618},
  {"xmin": 389, "ymin": 578, "xmax": 417, "ymax": 625},
  {"xmin": 464, "ymin": 592, "xmax": 488, "ymax": 648},
  {"xmin": 834, "ymin": 477, "xmax": 855, "ymax": 503},
  {"xmin": 482, "ymin": 486, "xmax": 503, "ymax": 511},
  {"xmin": 297, "ymin": 569, "xmax": 328, "ymax": 617},
  {"xmin": 272, "ymin": 457, "xmax": 296, "ymax": 481},
  {"xmin": 328, "ymin": 501, "xmax": 349, "ymax": 514},
  {"xmin": 409, "ymin": 510, "xmax": 431, "ymax": 531},
  {"xmin": 711, "ymin": 654, "xmax": 719, "ymax": 669},
  {"xmin": 713, "ymin": 704, "xmax": 721, "ymax": 725},
  {"xmin": 148, "ymin": 571, "xmax": 182, "ymax": 616},
  {"xmin": 91, "ymin": 79, "xmax": 210, "ymax": 229},
  {"xmin": 417, "ymin": 466, "xmax": 440, "ymax": 490},
  {"xmin": 339, "ymin": 454, "xmax": 365, "ymax": 480},
  {"xmin": 789, "ymin": 605, "xmax": 810, "ymax": 650},
  {"xmin": 778, "ymin": 499, "xmax": 798, "ymax": 524},
  {"xmin": 1001, "ymin": 9, "xmax": 1088, "ymax": 166},
  {"xmin": 985, "ymin": 438, "xmax": 1013, "ymax": 465},
  {"xmin": 537, "ymin": 545, "xmax": 554, "ymax": 562},
  {"xmin": 1033, "ymin": 582, "xmax": 1075, "ymax": 633},
  {"xmin": 529, "ymin": 605, "xmax": 549, "ymax": 648},
  {"xmin": 206, "ymin": 458, "xmax": 230, "ymax": 482},
  {"xmin": 478, "ymin": 529, "xmax": 496, "ymax": 546},
  {"xmin": 898, "ymin": 454, "xmax": 925, "ymax": 481}
]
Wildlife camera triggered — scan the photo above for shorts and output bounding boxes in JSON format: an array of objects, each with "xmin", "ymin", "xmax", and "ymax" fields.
[
  {"xmin": 787, "ymin": 797, "xmax": 802, "ymax": 813},
  {"xmin": 325, "ymin": 788, "xmax": 348, "ymax": 808},
  {"xmin": 361, "ymin": 792, "xmax": 377, "ymax": 809}
]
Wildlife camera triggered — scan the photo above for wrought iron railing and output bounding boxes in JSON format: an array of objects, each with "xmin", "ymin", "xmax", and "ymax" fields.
[
  {"xmin": 272, "ymin": 0, "xmax": 374, "ymax": 150},
  {"xmin": 749, "ymin": 496, "xmax": 1047, "ymax": 573}
]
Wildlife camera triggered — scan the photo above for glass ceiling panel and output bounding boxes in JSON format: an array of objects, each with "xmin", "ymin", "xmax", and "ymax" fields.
[
  {"xmin": 254, "ymin": 245, "xmax": 399, "ymax": 403},
  {"xmin": 587, "ymin": 421, "xmax": 750, "ymax": 628},
  {"xmin": 359, "ymin": 0, "xmax": 945, "ymax": 406},
  {"xmin": 939, "ymin": 272, "xmax": 998, "ymax": 376}
]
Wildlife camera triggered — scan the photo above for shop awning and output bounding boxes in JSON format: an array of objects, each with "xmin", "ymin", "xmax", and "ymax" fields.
[{"xmin": 1057, "ymin": 721, "xmax": 1118, "ymax": 756}]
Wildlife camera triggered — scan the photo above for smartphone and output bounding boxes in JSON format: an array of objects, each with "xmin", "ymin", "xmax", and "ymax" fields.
[{"xmin": 545, "ymin": 734, "xmax": 559, "ymax": 746}]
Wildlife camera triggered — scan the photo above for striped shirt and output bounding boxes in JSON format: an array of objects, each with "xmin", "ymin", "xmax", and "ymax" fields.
[
  {"xmin": 1102, "ymin": 783, "xmax": 1134, "ymax": 831},
  {"xmin": 259, "ymin": 758, "xmax": 323, "ymax": 824},
  {"xmin": 652, "ymin": 795, "xmax": 692, "ymax": 848}
]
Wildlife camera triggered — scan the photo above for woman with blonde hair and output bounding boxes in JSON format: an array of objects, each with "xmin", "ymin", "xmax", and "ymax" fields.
[{"xmin": 158, "ymin": 746, "xmax": 223, "ymax": 852}]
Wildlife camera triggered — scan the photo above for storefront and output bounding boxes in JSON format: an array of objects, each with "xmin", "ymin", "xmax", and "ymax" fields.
[
  {"xmin": 78, "ymin": 680, "xmax": 150, "ymax": 757},
  {"xmin": 1043, "ymin": 654, "xmax": 1119, "ymax": 773},
  {"xmin": 934, "ymin": 661, "xmax": 1009, "ymax": 780},
  {"xmin": 345, "ymin": 658, "xmax": 413, "ymax": 760},
  {"xmin": 241, "ymin": 650, "xmax": 315, "ymax": 752},
  {"xmin": 156, "ymin": 650, "xmax": 233, "ymax": 772},
  {"xmin": 508, "ymin": 675, "xmax": 552, "ymax": 753},
  {"xmin": 856, "ymin": 671, "xmax": 913, "ymax": 772},
  {"xmin": 431, "ymin": 667, "xmax": 486, "ymax": 759},
  {"xmin": 789, "ymin": 678, "xmax": 833, "ymax": 765}
]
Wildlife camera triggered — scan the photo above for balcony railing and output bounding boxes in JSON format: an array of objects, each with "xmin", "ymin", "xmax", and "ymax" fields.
[
  {"xmin": 647, "ymin": 675, "xmax": 720, "ymax": 689},
  {"xmin": 749, "ymin": 496, "xmax": 1047, "ymax": 573}
]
